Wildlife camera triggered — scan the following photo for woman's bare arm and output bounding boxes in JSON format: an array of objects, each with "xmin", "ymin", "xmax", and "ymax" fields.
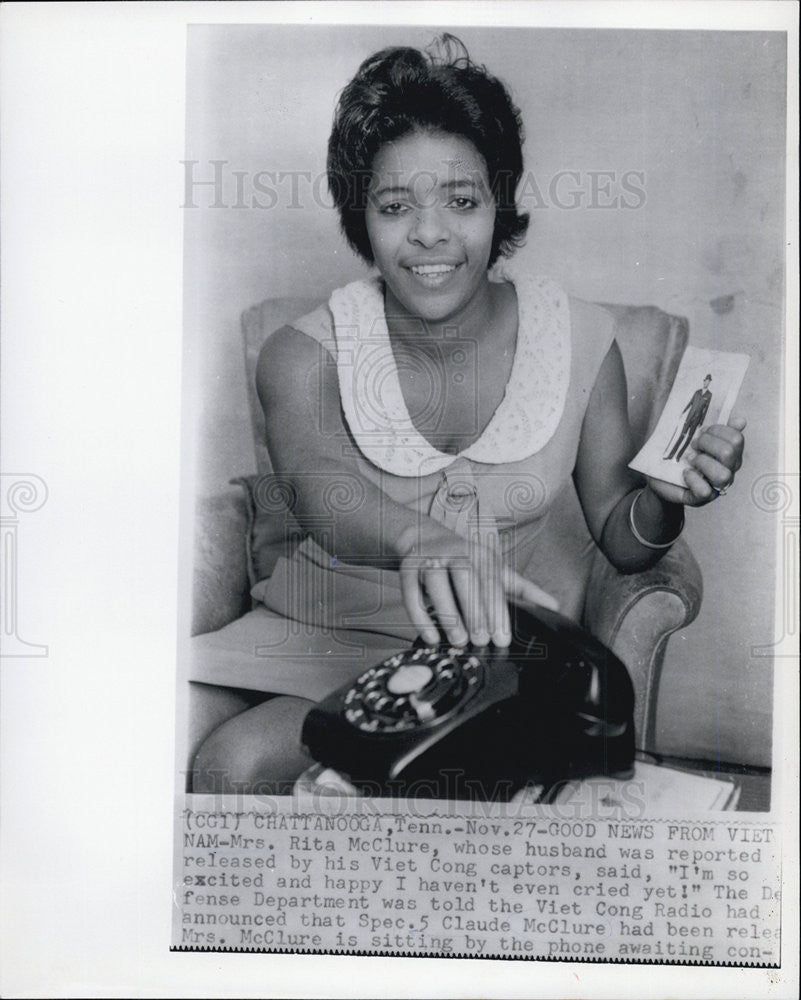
[
  {"xmin": 573, "ymin": 339, "xmax": 685, "ymax": 573},
  {"xmin": 574, "ymin": 338, "xmax": 745, "ymax": 573},
  {"xmin": 257, "ymin": 325, "xmax": 428, "ymax": 568}
]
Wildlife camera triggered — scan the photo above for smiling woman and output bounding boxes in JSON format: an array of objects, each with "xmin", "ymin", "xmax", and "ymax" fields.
[
  {"xmin": 191, "ymin": 34, "xmax": 747, "ymax": 794},
  {"xmin": 327, "ymin": 35, "xmax": 528, "ymax": 268},
  {"xmin": 367, "ymin": 132, "xmax": 499, "ymax": 319},
  {"xmin": 366, "ymin": 131, "xmax": 519, "ymax": 456}
]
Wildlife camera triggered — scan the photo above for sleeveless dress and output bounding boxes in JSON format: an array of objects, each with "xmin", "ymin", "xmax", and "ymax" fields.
[
  {"xmin": 250, "ymin": 260, "xmax": 615, "ymax": 643},
  {"xmin": 189, "ymin": 261, "xmax": 615, "ymax": 699}
]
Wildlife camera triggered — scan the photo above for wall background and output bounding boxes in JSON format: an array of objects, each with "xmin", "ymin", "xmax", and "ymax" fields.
[{"xmin": 184, "ymin": 24, "xmax": 787, "ymax": 768}]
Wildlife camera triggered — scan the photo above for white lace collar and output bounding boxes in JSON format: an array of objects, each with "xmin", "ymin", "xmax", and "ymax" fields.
[{"xmin": 328, "ymin": 260, "xmax": 571, "ymax": 477}]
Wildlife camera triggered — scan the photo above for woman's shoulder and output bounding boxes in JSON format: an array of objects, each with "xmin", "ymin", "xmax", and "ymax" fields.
[
  {"xmin": 256, "ymin": 303, "xmax": 336, "ymax": 401},
  {"xmin": 258, "ymin": 300, "xmax": 334, "ymax": 368},
  {"xmin": 561, "ymin": 296, "xmax": 619, "ymax": 406},
  {"xmin": 263, "ymin": 274, "xmax": 381, "ymax": 350},
  {"xmin": 258, "ymin": 273, "xmax": 382, "ymax": 387},
  {"xmin": 500, "ymin": 261, "xmax": 615, "ymax": 344},
  {"xmin": 287, "ymin": 301, "xmax": 335, "ymax": 346},
  {"xmin": 507, "ymin": 265, "xmax": 616, "ymax": 366},
  {"xmin": 567, "ymin": 295, "xmax": 616, "ymax": 354}
]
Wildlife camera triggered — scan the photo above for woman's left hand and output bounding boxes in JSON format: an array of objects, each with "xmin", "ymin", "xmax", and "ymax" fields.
[{"xmin": 647, "ymin": 415, "xmax": 747, "ymax": 507}]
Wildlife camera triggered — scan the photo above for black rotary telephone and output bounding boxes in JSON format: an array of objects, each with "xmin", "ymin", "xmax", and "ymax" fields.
[{"xmin": 301, "ymin": 602, "xmax": 635, "ymax": 800}]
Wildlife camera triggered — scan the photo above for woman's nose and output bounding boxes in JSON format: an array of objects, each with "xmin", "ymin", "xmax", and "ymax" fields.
[{"xmin": 408, "ymin": 207, "xmax": 450, "ymax": 247}]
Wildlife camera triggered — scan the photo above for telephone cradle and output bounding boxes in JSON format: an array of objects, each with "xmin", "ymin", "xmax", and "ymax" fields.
[{"xmin": 301, "ymin": 603, "xmax": 636, "ymax": 800}]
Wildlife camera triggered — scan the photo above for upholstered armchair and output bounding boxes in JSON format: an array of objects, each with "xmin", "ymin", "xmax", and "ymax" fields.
[{"xmin": 191, "ymin": 296, "xmax": 702, "ymax": 754}]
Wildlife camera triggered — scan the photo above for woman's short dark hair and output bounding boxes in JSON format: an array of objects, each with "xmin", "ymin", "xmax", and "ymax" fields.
[{"xmin": 327, "ymin": 34, "xmax": 529, "ymax": 267}]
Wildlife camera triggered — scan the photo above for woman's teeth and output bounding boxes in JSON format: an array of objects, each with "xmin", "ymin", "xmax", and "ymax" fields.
[
  {"xmin": 410, "ymin": 264, "xmax": 456, "ymax": 275},
  {"xmin": 408, "ymin": 263, "xmax": 459, "ymax": 286}
]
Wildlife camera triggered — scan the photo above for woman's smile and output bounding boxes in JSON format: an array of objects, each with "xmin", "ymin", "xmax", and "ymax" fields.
[{"xmin": 404, "ymin": 260, "xmax": 463, "ymax": 290}]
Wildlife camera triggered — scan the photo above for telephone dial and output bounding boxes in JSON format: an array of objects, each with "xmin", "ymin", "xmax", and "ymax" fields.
[{"xmin": 301, "ymin": 602, "xmax": 635, "ymax": 799}]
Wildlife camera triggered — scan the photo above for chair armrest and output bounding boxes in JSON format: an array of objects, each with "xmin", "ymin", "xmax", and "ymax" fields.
[
  {"xmin": 192, "ymin": 487, "xmax": 252, "ymax": 636},
  {"xmin": 583, "ymin": 538, "xmax": 703, "ymax": 751}
]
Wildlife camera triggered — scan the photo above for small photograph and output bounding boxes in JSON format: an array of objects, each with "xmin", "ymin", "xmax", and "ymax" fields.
[{"xmin": 629, "ymin": 346, "xmax": 750, "ymax": 488}]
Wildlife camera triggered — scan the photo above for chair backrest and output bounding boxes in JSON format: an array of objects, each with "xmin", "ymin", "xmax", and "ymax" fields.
[{"xmin": 241, "ymin": 296, "xmax": 689, "ymax": 474}]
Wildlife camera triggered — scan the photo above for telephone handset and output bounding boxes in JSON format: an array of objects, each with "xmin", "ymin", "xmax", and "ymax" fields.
[{"xmin": 301, "ymin": 602, "xmax": 635, "ymax": 799}]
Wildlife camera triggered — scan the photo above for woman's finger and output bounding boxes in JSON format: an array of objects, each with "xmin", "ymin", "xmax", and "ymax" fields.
[
  {"xmin": 468, "ymin": 545, "xmax": 492, "ymax": 646},
  {"xmin": 695, "ymin": 426, "xmax": 744, "ymax": 470},
  {"xmin": 727, "ymin": 414, "xmax": 747, "ymax": 432},
  {"xmin": 479, "ymin": 541, "xmax": 511, "ymax": 646},
  {"xmin": 503, "ymin": 568, "xmax": 560, "ymax": 612},
  {"xmin": 682, "ymin": 465, "xmax": 717, "ymax": 505},
  {"xmin": 706, "ymin": 422, "xmax": 745, "ymax": 446},
  {"xmin": 450, "ymin": 557, "xmax": 490, "ymax": 647},
  {"xmin": 421, "ymin": 564, "xmax": 468, "ymax": 646},
  {"xmin": 690, "ymin": 453, "xmax": 734, "ymax": 491},
  {"xmin": 399, "ymin": 557, "xmax": 440, "ymax": 645},
  {"xmin": 646, "ymin": 475, "xmax": 692, "ymax": 507}
]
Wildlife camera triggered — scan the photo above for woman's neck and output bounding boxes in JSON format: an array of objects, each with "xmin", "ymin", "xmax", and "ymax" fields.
[{"xmin": 382, "ymin": 273, "xmax": 506, "ymax": 349}]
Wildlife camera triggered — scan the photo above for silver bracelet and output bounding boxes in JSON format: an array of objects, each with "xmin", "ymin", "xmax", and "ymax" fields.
[{"xmin": 629, "ymin": 488, "xmax": 684, "ymax": 550}]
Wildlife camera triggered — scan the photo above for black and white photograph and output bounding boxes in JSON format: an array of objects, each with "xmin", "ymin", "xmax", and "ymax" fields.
[
  {"xmin": 182, "ymin": 23, "xmax": 780, "ymax": 806},
  {"xmin": 170, "ymin": 14, "xmax": 791, "ymax": 964},
  {"xmin": 629, "ymin": 345, "xmax": 750, "ymax": 487},
  {"xmin": 1, "ymin": 2, "xmax": 797, "ymax": 997}
]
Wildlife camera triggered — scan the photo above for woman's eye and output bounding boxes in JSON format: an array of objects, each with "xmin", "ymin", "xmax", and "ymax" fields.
[
  {"xmin": 449, "ymin": 197, "xmax": 478, "ymax": 211},
  {"xmin": 380, "ymin": 202, "xmax": 410, "ymax": 216}
]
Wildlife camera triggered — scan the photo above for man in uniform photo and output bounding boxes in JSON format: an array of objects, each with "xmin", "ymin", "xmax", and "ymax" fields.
[{"xmin": 664, "ymin": 374, "xmax": 713, "ymax": 461}]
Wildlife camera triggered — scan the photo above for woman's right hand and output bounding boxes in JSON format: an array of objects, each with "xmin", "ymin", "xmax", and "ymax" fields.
[{"xmin": 397, "ymin": 523, "xmax": 559, "ymax": 649}]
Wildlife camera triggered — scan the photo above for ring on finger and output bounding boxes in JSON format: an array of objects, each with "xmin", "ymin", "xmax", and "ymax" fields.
[
  {"xmin": 421, "ymin": 556, "xmax": 445, "ymax": 570},
  {"xmin": 715, "ymin": 484, "xmax": 730, "ymax": 497}
]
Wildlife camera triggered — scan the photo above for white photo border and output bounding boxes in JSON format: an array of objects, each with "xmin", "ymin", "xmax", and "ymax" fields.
[{"xmin": 1, "ymin": 2, "xmax": 797, "ymax": 998}]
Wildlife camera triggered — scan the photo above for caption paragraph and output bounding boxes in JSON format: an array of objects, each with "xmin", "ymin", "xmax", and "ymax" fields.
[{"xmin": 173, "ymin": 800, "xmax": 781, "ymax": 965}]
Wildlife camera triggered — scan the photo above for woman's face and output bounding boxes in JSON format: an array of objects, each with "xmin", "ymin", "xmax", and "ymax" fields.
[{"xmin": 365, "ymin": 130, "xmax": 496, "ymax": 324}]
